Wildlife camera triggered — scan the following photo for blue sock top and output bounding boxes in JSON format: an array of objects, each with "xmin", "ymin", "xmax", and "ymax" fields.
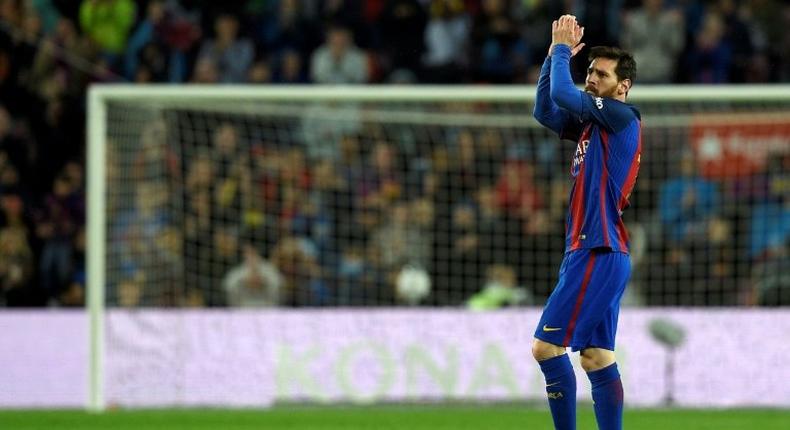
[
  {"xmin": 539, "ymin": 354, "xmax": 574, "ymax": 380},
  {"xmin": 587, "ymin": 362, "xmax": 620, "ymax": 386}
]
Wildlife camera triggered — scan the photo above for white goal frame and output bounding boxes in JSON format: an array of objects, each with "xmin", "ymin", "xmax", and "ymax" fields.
[{"xmin": 86, "ymin": 84, "xmax": 790, "ymax": 411}]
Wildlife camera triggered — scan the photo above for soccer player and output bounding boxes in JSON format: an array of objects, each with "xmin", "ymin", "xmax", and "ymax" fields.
[{"xmin": 531, "ymin": 15, "xmax": 641, "ymax": 430}]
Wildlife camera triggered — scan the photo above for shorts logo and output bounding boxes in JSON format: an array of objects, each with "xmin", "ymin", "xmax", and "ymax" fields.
[
  {"xmin": 547, "ymin": 392, "xmax": 564, "ymax": 399},
  {"xmin": 595, "ymin": 97, "xmax": 604, "ymax": 109},
  {"xmin": 542, "ymin": 324, "xmax": 562, "ymax": 332}
]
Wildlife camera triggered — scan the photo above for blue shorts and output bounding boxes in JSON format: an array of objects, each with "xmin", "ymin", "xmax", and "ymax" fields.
[{"xmin": 534, "ymin": 248, "xmax": 631, "ymax": 352}]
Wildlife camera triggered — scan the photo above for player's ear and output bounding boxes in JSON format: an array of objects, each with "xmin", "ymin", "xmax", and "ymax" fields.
[{"xmin": 618, "ymin": 79, "xmax": 631, "ymax": 96}]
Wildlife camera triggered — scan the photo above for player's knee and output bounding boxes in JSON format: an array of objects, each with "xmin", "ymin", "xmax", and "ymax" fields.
[
  {"xmin": 532, "ymin": 339, "xmax": 565, "ymax": 362},
  {"xmin": 580, "ymin": 348, "xmax": 615, "ymax": 372}
]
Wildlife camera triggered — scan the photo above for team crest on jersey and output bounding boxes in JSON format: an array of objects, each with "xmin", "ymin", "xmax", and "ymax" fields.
[{"xmin": 594, "ymin": 97, "xmax": 604, "ymax": 109}]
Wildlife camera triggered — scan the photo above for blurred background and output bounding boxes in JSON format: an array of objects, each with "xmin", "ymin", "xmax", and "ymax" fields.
[
  {"xmin": 0, "ymin": 0, "xmax": 788, "ymax": 420},
  {"xmin": 0, "ymin": 0, "xmax": 787, "ymax": 310}
]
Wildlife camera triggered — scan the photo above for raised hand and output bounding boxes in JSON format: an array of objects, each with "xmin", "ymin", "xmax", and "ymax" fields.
[
  {"xmin": 549, "ymin": 15, "xmax": 585, "ymax": 57},
  {"xmin": 570, "ymin": 21, "xmax": 585, "ymax": 57}
]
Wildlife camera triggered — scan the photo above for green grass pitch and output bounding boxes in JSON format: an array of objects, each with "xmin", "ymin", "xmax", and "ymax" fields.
[{"xmin": 1, "ymin": 405, "xmax": 788, "ymax": 429}]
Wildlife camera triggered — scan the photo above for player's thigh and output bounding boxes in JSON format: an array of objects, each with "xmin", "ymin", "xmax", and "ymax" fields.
[
  {"xmin": 567, "ymin": 251, "xmax": 630, "ymax": 351},
  {"xmin": 534, "ymin": 250, "xmax": 593, "ymax": 347}
]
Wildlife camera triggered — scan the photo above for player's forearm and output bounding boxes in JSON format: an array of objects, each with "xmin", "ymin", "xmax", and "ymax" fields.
[
  {"xmin": 533, "ymin": 55, "xmax": 565, "ymax": 132},
  {"xmin": 549, "ymin": 44, "xmax": 584, "ymax": 115}
]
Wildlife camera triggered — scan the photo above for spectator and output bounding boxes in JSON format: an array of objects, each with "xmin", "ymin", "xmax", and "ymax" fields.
[
  {"xmin": 687, "ymin": 11, "xmax": 731, "ymax": 83},
  {"xmin": 447, "ymin": 129, "xmax": 480, "ymax": 201},
  {"xmin": 26, "ymin": 18, "xmax": 93, "ymax": 104},
  {"xmin": 195, "ymin": 226, "xmax": 243, "ymax": 306},
  {"xmin": 358, "ymin": 141, "xmax": 402, "ymax": 211},
  {"xmin": 272, "ymin": 49, "xmax": 307, "ymax": 83},
  {"xmin": 131, "ymin": 119, "xmax": 179, "ymax": 183},
  {"xmin": 79, "ymin": 0, "xmax": 137, "ymax": 62},
  {"xmin": 494, "ymin": 159, "xmax": 543, "ymax": 225},
  {"xmin": 196, "ymin": 13, "xmax": 254, "ymax": 83},
  {"xmin": 752, "ymin": 242, "xmax": 789, "ymax": 306},
  {"xmin": 190, "ymin": 56, "xmax": 219, "ymax": 83},
  {"xmin": 124, "ymin": 0, "xmax": 198, "ymax": 82},
  {"xmin": 0, "ymin": 226, "xmax": 35, "ymax": 306},
  {"xmin": 335, "ymin": 242, "xmax": 382, "ymax": 306},
  {"xmin": 476, "ymin": 129, "xmax": 505, "ymax": 188},
  {"xmin": 318, "ymin": 0, "xmax": 367, "ymax": 42},
  {"xmin": 211, "ymin": 123, "xmax": 246, "ymax": 225},
  {"xmin": 253, "ymin": 0, "xmax": 320, "ymax": 59},
  {"xmin": 0, "ymin": 172, "xmax": 34, "ymax": 234},
  {"xmin": 570, "ymin": 0, "xmax": 623, "ymax": 48},
  {"xmin": 270, "ymin": 236, "xmax": 330, "ymax": 306},
  {"xmin": 59, "ymin": 268, "xmax": 85, "ymax": 307},
  {"xmin": 301, "ymin": 102, "xmax": 362, "ymax": 160},
  {"xmin": 466, "ymin": 263, "xmax": 530, "ymax": 310},
  {"xmin": 421, "ymin": 0, "xmax": 470, "ymax": 83},
  {"xmin": 659, "ymin": 153, "xmax": 721, "ymax": 244},
  {"xmin": 183, "ymin": 150, "xmax": 215, "ymax": 303},
  {"xmin": 369, "ymin": 200, "xmax": 430, "ymax": 274},
  {"xmin": 379, "ymin": 0, "xmax": 427, "ymax": 76},
  {"xmin": 521, "ymin": 0, "xmax": 564, "ymax": 66},
  {"xmin": 694, "ymin": 217, "xmax": 738, "ymax": 305},
  {"xmin": 110, "ymin": 181, "xmax": 169, "ymax": 290},
  {"xmin": 622, "ymin": 0, "xmax": 684, "ymax": 83},
  {"xmin": 716, "ymin": 0, "xmax": 755, "ymax": 83},
  {"xmin": 36, "ymin": 172, "xmax": 84, "ymax": 300},
  {"xmin": 306, "ymin": 158, "xmax": 351, "ymax": 266},
  {"xmin": 310, "ymin": 25, "xmax": 368, "ymax": 84},
  {"xmin": 469, "ymin": 0, "xmax": 528, "ymax": 83},
  {"xmin": 474, "ymin": 184, "xmax": 511, "ymax": 271},
  {"xmin": 247, "ymin": 58, "xmax": 272, "ymax": 84},
  {"xmin": 0, "ymin": 106, "xmax": 35, "ymax": 187},
  {"xmin": 115, "ymin": 273, "xmax": 144, "ymax": 307},
  {"xmin": 29, "ymin": 0, "xmax": 61, "ymax": 35},
  {"xmin": 433, "ymin": 202, "xmax": 483, "ymax": 305},
  {"xmin": 224, "ymin": 245, "xmax": 283, "ymax": 307},
  {"xmin": 749, "ymin": 154, "xmax": 790, "ymax": 260},
  {"xmin": 745, "ymin": 0, "xmax": 787, "ymax": 82}
]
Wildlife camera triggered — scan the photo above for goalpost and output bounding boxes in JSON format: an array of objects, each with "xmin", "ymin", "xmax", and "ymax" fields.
[{"xmin": 87, "ymin": 85, "xmax": 790, "ymax": 411}]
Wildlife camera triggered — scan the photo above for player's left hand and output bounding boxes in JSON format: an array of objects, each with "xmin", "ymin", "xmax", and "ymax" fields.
[{"xmin": 551, "ymin": 15, "xmax": 585, "ymax": 57}]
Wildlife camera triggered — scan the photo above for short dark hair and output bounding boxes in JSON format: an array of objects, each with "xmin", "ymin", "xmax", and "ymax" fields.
[{"xmin": 588, "ymin": 46, "xmax": 637, "ymax": 83}]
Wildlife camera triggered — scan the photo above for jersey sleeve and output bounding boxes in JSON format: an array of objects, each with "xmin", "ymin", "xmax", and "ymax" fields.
[
  {"xmin": 533, "ymin": 55, "xmax": 573, "ymax": 137},
  {"xmin": 576, "ymin": 93, "xmax": 639, "ymax": 133}
]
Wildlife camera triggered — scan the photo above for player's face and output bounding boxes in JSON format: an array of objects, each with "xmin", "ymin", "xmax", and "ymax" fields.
[{"xmin": 585, "ymin": 58, "xmax": 628, "ymax": 99}]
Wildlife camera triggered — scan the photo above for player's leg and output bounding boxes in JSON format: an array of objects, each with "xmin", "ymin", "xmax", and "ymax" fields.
[
  {"xmin": 581, "ymin": 347, "xmax": 623, "ymax": 430},
  {"xmin": 532, "ymin": 250, "xmax": 592, "ymax": 430},
  {"xmin": 532, "ymin": 339, "xmax": 576, "ymax": 430},
  {"xmin": 577, "ymin": 251, "xmax": 630, "ymax": 430}
]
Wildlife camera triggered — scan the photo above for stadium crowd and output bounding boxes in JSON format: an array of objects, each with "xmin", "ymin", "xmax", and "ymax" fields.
[{"xmin": 0, "ymin": 0, "xmax": 788, "ymax": 308}]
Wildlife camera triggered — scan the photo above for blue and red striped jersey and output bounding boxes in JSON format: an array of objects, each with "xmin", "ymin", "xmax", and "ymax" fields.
[{"xmin": 533, "ymin": 45, "xmax": 642, "ymax": 253}]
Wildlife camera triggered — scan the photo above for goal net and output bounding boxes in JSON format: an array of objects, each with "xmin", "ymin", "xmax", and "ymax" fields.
[
  {"xmin": 87, "ymin": 85, "xmax": 790, "ymax": 408},
  {"xmin": 90, "ymin": 85, "xmax": 790, "ymax": 310}
]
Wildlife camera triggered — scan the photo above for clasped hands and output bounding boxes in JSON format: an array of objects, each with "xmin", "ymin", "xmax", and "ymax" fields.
[{"xmin": 549, "ymin": 14, "xmax": 585, "ymax": 57}]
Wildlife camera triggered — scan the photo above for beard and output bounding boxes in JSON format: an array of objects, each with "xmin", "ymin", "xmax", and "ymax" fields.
[{"xmin": 585, "ymin": 84, "xmax": 617, "ymax": 98}]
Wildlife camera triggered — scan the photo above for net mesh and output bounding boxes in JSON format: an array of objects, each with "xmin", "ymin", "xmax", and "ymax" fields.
[{"xmin": 101, "ymin": 93, "xmax": 790, "ymax": 308}]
